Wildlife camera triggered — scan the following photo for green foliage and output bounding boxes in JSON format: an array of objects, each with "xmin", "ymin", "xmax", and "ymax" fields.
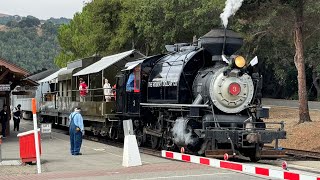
[
  {"xmin": 18, "ymin": 16, "xmax": 40, "ymax": 28},
  {"xmin": 0, "ymin": 16, "xmax": 63, "ymax": 73},
  {"xmin": 0, "ymin": 15, "xmax": 21, "ymax": 25},
  {"xmin": 56, "ymin": 0, "xmax": 225, "ymax": 63},
  {"xmin": 47, "ymin": 17, "xmax": 71, "ymax": 25},
  {"xmin": 55, "ymin": 0, "xmax": 124, "ymax": 65},
  {"xmin": 55, "ymin": 0, "xmax": 320, "ymax": 100}
]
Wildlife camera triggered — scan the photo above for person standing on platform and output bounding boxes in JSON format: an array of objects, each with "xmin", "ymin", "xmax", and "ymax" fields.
[
  {"xmin": 0, "ymin": 105, "xmax": 10, "ymax": 138},
  {"xmin": 12, "ymin": 104, "xmax": 21, "ymax": 131},
  {"xmin": 79, "ymin": 78, "xmax": 88, "ymax": 102},
  {"xmin": 69, "ymin": 107, "xmax": 84, "ymax": 155},
  {"xmin": 103, "ymin": 78, "xmax": 112, "ymax": 102}
]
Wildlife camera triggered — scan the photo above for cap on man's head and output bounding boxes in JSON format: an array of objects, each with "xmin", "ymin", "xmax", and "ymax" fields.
[
  {"xmin": 75, "ymin": 106, "xmax": 81, "ymax": 111},
  {"xmin": 17, "ymin": 104, "xmax": 21, "ymax": 107}
]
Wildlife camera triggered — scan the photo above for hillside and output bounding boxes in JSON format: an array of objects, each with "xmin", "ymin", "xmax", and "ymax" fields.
[
  {"xmin": 0, "ymin": 15, "xmax": 70, "ymax": 72},
  {"xmin": 0, "ymin": 13, "xmax": 10, "ymax": 17}
]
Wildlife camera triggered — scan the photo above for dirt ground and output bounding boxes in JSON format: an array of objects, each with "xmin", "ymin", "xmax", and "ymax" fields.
[{"xmin": 266, "ymin": 106, "xmax": 320, "ymax": 152}]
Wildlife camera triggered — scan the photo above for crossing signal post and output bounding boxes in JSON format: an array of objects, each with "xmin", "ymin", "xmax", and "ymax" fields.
[{"xmin": 32, "ymin": 98, "xmax": 41, "ymax": 174}]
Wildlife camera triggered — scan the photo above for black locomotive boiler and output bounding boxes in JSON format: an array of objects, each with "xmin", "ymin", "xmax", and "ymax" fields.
[{"xmin": 114, "ymin": 29, "xmax": 286, "ymax": 161}]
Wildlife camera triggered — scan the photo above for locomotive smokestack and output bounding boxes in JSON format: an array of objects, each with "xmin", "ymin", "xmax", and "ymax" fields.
[
  {"xmin": 199, "ymin": 29, "xmax": 243, "ymax": 61},
  {"xmin": 222, "ymin": 28, "xmax": 227, "ymax": 55}
]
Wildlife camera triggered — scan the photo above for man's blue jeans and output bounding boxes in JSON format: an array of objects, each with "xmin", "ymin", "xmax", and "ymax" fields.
[{"xmin": 69, "ymin": 128, "xmax": 82, "ymax": 155}]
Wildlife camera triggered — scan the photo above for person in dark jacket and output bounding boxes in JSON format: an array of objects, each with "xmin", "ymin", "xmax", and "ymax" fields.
[
  {"xmin": 69, "ymin": 107, "xmax": 84, "ymax": 155},
  {"xmin": 0, "ymin": 105, "xmax": 10, "ymax": 137},
  {"xmin": 13, "ymin": 104, "xmax": 22, "ymax": 131}
]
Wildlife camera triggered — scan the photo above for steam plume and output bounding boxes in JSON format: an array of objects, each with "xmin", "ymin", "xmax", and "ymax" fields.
[
  {"xmin": 171, "ymin": 117, "xmax": 194, "ymax": 145},
  {"xmin": 220, "ymin": 0, "xmax": 244, "ymax": 28}
]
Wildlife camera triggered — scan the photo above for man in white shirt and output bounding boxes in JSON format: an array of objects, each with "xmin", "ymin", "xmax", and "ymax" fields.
[
  {"xmin": 103, "ymin": 78, "xmax": 112, "ymax": 102},
  {"xmin": 12, "ymin": 104, "xmax": 22, "ymax": 131}
]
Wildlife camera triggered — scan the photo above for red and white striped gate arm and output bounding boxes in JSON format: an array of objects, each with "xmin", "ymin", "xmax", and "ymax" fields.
[{"xmin": 162, "ymin": 150, "xmax": 320, "ymax": 180}]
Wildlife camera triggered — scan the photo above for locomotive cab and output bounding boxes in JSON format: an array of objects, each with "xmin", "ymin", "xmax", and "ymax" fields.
[{"xmin": 115, "ymin": 55, "xmax": 165, "ymax": 117}]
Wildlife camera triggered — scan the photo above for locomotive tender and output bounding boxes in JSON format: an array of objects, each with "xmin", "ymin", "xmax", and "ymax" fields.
[{"xmin": 40, "ymin": 29, "xmax": 286, "ymax": 161}]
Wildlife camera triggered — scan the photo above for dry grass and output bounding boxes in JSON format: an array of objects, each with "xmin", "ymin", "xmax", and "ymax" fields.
[
  {"xmin": 266, "ymin": 107, "xmax": 320, "ymax": 152},
  {"xmin": 0, "ymin": 25, "xmax": 9, "ymax": 32}
]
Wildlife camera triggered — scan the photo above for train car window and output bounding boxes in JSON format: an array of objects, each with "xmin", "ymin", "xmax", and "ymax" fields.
[
  {"xmin": 126, "ymin": 73, "xmax": 134, "ymax": 92},
  {"xmin": 134, "ymin": 65, "xmax": 141, "ymax": 93}
]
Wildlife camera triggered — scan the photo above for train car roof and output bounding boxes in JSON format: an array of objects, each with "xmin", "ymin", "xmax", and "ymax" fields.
[
  {"xmin": 27, "ymin": 69, "xmax": 58, "ymax": 82},
  {"xmin": 122, "ymin": 59, "xmax": 145, "ymax": 71},
  {"xmin": 73, "ymin": 50, "xmax": 145, "ymax": 76},
  {"xmin": 38, "ymin": 67, "xmax": 67, "ymax": 83},
  {"xmin": 122, "ymin": 54, "xmax": 165, "ymax": 71}
]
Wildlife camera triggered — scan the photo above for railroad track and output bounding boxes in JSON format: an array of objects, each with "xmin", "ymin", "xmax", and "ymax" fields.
[
  {"xmin": 283, "ymin": 148, "xmax": 320, "ymax": 160},
  {"xmin": 264, "ymin": 146, "xmax": 320, "ymax": 161}
]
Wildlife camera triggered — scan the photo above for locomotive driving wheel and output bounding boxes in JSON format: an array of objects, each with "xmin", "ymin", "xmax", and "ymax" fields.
[
  {"xmin": 151, "ymin": 135, "xmax": 160, "ymax": 149},
  {"xmin": 161, "ymin": 129, "xmax": 175, "ymax": 151},
  {"xmin": 248, "ymin": 144, "xmax": 262, "ymax": 162},
  {"xmin": 135, "ymin": 129, "xmax": 145, "ymax": 147},
  {"xmin": 109, "ymin": 127, "xmax": 118, "ymax": 140}
]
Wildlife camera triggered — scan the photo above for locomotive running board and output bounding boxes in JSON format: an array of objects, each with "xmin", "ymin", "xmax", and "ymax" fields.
[
  {"xmin": 205, "ymin": 149, "xmax": 287, "ymax": 159},
  {"xmin": 140, "ymin": 103, "xmax": 209, "ymax": 108}
]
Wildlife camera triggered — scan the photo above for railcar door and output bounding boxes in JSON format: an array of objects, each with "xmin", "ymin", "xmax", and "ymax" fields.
[
  {"xmin": 115, "ymin": 74, "xmax": 126, "ymax": 113},
  {"xmin": 126, "ymin": 65, "xmax": 141, "ymax": 114}
]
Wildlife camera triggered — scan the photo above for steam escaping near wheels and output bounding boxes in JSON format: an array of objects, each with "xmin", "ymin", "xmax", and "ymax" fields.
[{"xmin": 171, "ymin": 117, "xmax": 194, "ymax": 146}]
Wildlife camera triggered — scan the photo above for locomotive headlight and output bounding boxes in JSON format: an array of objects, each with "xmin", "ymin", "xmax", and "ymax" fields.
[{"xmin": 234, "ymin": 56, "xmax": 246, "ymax": 68}]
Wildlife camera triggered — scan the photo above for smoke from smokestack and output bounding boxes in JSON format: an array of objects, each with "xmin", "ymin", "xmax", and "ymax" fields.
[
  {"xmin": 171, "ymin": 117, "xmax": 194, "ymax": 145},
  {"xmin": 220, "ymin": 0, "xmax": 244, "ymax": 28}
]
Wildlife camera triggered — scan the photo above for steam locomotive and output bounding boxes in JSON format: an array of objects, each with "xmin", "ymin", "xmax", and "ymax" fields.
[{"xmin": 38, "ymin": 28, "xmax": 286, "ymax": 161}]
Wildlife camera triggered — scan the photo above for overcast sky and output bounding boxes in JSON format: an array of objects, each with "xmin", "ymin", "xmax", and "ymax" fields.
[{"xmin": 0, "ymin": 0, "xmax": 91, "ymax": 20}]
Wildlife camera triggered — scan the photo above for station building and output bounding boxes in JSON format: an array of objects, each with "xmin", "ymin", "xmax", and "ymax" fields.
[{"xmin": 0, "ymin": 58, "xmax": 37, "ymax": 136}]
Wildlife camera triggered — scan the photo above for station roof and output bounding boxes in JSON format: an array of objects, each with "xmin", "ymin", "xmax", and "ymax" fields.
[
  {"xmin": 38, "ymin": 67, "xmax": 67, "ymax": 83},
  {"xmin": 73, "ymin": 50, "xmax": 145, "ymax": 76},
  {"xmin": 0, "ymin": 58, "xmax": 38, "ymax": 87},
  {"xmin": 0, "ymin": 58, "xmax": 29, "ymax": 75}
]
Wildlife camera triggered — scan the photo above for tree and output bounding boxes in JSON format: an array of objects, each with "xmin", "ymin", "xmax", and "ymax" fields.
[
  {"xmin": 287, "ymin": 0, "xmax": 311, "ymax": 123},
  {"xmin": 18, "ymin": 16, "xmax": 40, "ymax": 28},
  {"xmin": 304, "ymin": 0, "xmax": 320, "ymax": 101},
  {"xmin": 238, "ymin": 0, "xmax": 312, "ymax": 123},
  {"xmin": 55, "ymin": 0, "xmax": 123, "ymax": 66}
]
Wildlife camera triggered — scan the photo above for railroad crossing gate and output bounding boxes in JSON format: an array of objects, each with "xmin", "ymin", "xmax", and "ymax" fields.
[{"xmin": 0, "ymin": 58, "xmax": 37, "ymax": 136}]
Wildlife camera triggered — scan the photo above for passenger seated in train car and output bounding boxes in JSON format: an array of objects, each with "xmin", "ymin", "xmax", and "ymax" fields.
[
  {"xmin": 103, "ymin": 78, "xmax": 112, "ymax": 102},
  {"xmin": 79, "ymin": 78, "xmax": 88, "ymax": 102},
  {"xmin": 44, "ymin": 91, "xmax": 52, "ymax": 101},
  {"xmin": 126, "ymin": 73, "xmax": 134, "ymax": 92}
]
